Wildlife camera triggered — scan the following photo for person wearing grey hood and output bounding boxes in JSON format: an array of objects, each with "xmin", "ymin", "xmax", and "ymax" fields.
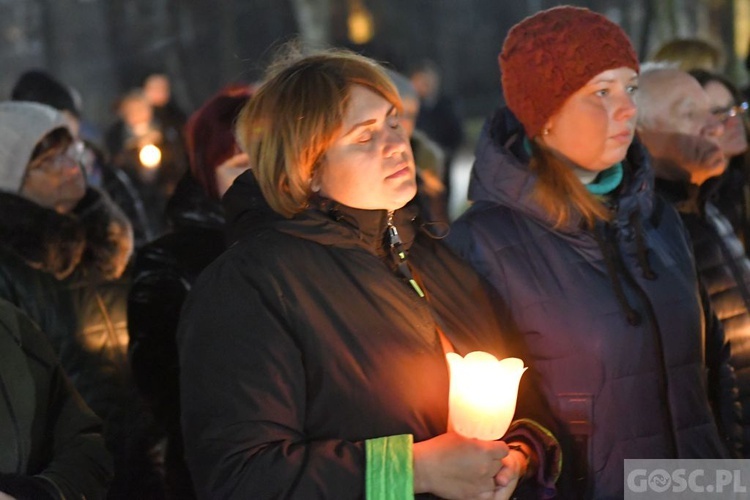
[{"xmin": 0, "ymin": 101, "xmax": 163, "ymax": 499}]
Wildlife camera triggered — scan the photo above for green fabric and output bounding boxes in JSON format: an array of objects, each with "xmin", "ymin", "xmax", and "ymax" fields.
[
  {"xmin": 523, "ymin": 136, "xmax": 534, "ymax": 157},
  {"xmin": 365, "ymin": 434, "xmax": 414, "ymax": 500},
  {"xmin": 586, "ymin": 163, "xmax": 623, "ymax": 195}
]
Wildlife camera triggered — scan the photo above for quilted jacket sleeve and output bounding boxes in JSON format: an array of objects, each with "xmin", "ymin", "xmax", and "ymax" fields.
[{"xmin": 701, "ymin": 281, "xmax": 744, "ymax": 457}]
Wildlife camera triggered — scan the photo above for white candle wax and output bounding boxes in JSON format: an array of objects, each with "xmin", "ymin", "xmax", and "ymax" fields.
[{"xmin": 446, "ymin": 351, "xmax": 527, "ymax": 441}]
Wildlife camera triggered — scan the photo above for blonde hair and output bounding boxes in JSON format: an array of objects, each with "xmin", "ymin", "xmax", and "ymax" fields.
[
  {"xmin": 651, "ymin": 38, "xmax": 725, "ymax": 73},
  {"xmin": 529, "ymin": 139, "xmax": 611, "ymax": 229},
  {"xmin": 235, "ymin": 48, "xmax": 402, "ymax": 218}
]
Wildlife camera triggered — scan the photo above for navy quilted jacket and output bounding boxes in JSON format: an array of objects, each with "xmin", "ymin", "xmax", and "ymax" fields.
[{"xmin": 448, "ymin": 108, "xmax": 735, "ymax": 499}]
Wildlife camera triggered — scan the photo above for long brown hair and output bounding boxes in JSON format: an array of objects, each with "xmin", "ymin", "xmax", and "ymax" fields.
[{"xmin": 529, "ymin": 138, "xmax": 611, "ymax": 229}]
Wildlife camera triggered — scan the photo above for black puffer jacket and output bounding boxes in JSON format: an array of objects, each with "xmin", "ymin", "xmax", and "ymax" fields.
[
  {"xmin": 128, "ymin": 172, "xmax": 226, "ymax": 498},
  {"xmin": 0, "ymin": 298, "xmax": 112, "ymax": 499},
  {"xmin": 0, "ymin": 188, "xmax": 133, "ymax": 418},
  {"xmin": 178, "ymin": 171, "xmax": 562, "ymax": 499},
  {"xmin": 657, "ymin": 177, "xmax": 750, "ymax": 456},
  {"xmin": 129, "ymin": 172, "xmax": 225, "ymax": 422},
  {"xmin": 0, "ymin": 188, "xmax": 162, "ymax": 498}
]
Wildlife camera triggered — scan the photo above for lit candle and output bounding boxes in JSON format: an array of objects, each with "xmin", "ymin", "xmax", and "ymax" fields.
[
  {"xmin": 139, "ymin": 144, "xmax": 162, "ymax": 168},
  {"xmin": 446, "ymin": 351, "xmax": 527, "ymax": 440}
]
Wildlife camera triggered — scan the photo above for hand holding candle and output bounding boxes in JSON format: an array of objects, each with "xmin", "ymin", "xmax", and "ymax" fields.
[{"xmin": 446, "ymin": 351, "xmax": 527, "ymax": 441}]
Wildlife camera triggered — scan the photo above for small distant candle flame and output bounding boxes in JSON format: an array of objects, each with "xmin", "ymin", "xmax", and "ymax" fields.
[{"xmin": 139, "ymin": 144, "xmax": 162, "ymax": 168}]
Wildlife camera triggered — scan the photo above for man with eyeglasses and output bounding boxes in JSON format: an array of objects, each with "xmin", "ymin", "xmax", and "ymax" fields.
[
  {"xmin": 638, "ymin": 65, "xmax": 750, "ymax": 458},
  {"xmin": 20, "ymin": 134, "xmax": 87, "ymax": 214},
  {"xmin": 714, "ymin": 101, "xmax": 749, "ymax": 122},
  {"xmin": 11, "ymin": 69, "xmax": 155, "ymax": 248},
  {"xmin": 689, "ymin": 69, "xmax": 750, "ymax": 250},
  {"xmin": 0, "ymin": 101, "xmax": 166, "ymax": 497}
]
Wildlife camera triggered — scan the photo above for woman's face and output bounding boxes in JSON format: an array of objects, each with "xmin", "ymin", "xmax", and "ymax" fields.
[
  {"xmin": 316, "ymin": 85, "xmax": 417, "ymax": 211},
  {"xmin": 704, "ymin": 80, "xmax": 748, "ymax": 158},
  {"xmin": 21, "ymin": 136, "xmax": 86, "ymax": 214},
  {"xmin": 541, "ymin": 67, "xmax": 638, "ymax": 172}
]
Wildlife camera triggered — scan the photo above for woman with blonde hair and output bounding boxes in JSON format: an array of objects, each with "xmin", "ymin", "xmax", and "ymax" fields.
[
  {"xmin": 448, "ymin": 6, "xmax": 736, "ymax": 498},
  {"xmin": 177, "ymin": 49, "xmax": 560, "ymax": 499}
]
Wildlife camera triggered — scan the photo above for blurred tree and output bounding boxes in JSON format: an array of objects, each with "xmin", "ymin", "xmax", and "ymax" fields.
[{"xmin": 0, "ymin": 0, "xmax": 740, "ymax": 132}]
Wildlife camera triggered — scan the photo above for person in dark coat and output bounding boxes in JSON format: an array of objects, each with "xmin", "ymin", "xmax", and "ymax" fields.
[
  {"xmin": 386, "ymin": 69, "xmax": 450, "ymax": 226},
  {"xmin": 0, "ymin": 298, "xmax": 112, "ymax": 499},
  {"xmin": 688, "ymin": 69, "xmax": 750, "ymax": 248},
  {"xmin": 10, "ymin": 69, "xmax": 154, "ymax": 248},
  {"xmin": 447, "ymin": 7, "xmax": 738, "ymax": 498},
  {"xmin": 638, "ymin": 65, "xmax": 750, "ymax": 456},
  {"xmin": 409, "ymin": 59, "xmax": 464, "ymax": 201},
  {"xmin": 178, "ymin": 49, "xmax": 562, "ymax": 499},
  {"xmin": 106, "ymin": 89, "xmax": 187, "ymax": 239},
  {"xmin": 0, "ymin": 101, "xmax": 162, "ymax": 499},
  {"xmin": 141, "ymin": 72, "xmax": 189, "ymax": 143},
  {"xmin": 128, "ymin": 84, "xmax": 253, "ymax": 499}
]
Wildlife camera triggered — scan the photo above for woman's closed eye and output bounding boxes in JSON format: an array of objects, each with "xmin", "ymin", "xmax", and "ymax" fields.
[{"xmin": 356, "ymin": 131, "xmax": 373, "ymax": 143}]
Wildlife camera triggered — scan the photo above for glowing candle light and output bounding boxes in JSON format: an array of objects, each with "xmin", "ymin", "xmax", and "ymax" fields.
[
  {"xmin": 139, "ymin": 144, "xmax": 162, "ymax": 168},
  {"xmin": 446, "ymin": 351, "xmax": 527, "ymax": 440}
]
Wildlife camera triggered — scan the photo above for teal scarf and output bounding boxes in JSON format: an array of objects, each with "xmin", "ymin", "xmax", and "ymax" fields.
[
  {"xmin": 523, "ymin": 138, "xmax": 623, "ymax": 195},
  {"xmin": 586, "ymin": 163, "xmax": 623, "ymax": 195}
]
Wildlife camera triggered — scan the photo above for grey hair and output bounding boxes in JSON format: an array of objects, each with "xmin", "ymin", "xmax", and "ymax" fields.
[
  {"xmin": 639, "ymin": 60, "xmax": 680, "ymax": 76},
  {"xmin": 635, "ymin": 62, "xmax": 683, "ymax": 128}
]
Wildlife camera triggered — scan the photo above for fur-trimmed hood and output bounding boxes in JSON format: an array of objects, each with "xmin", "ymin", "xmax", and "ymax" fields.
[{"xmin": 0, "ymin": 188, "xmax": 133, "ymax": 280}]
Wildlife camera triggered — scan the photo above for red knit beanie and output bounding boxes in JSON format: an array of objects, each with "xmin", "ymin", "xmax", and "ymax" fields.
[{"xmin": 499, "ymin": 6, "xmax": 639, "ymax": 138}]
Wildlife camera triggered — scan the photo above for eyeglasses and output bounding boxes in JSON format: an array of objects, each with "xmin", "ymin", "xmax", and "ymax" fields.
[
  {"xmin": 28, "ymin": 141, "xmax": 85, "ymax": 174},
  {"xmin": 712, "ymin": 101, "xmax": 749, "ymax": 123}
]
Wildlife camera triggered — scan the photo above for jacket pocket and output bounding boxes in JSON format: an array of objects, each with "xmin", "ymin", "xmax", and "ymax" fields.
[{"xmin": 558, "ymin": 393, "xmax": 593, "ymax": 499}]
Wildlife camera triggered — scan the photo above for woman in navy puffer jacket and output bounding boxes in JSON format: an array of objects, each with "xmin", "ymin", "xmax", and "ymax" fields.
[{"xmin": 448, "ymin": 7, "xmax": 739, "ymax": 499}]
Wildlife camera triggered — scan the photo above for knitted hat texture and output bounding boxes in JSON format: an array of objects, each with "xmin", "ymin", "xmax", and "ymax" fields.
[
  {"xmin": 0, "ymin": 101, "xmax": 70, "ymax": 193},
  {"xmin": 499, "ymin": 6, "xmax": 639, "ymax": 138}
]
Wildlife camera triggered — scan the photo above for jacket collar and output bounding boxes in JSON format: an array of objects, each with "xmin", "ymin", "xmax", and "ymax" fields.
[
  {"xmin": 299, "ymin": 196, "xmax": 419, "ymax": 258},
  {"xmin": 166, "ymin": 172, "xmax": 225, "ymax": 231},
  {"xmin": 224, "ymin": 169, "xmax": 421, "ymax": 257},
  {"xmin": 654, "ymin": 174, "xmax": 726, "ymax": 216},
  {"xmin": 0, "ymin": 188, "xmax": 133, "ymax": 280}
]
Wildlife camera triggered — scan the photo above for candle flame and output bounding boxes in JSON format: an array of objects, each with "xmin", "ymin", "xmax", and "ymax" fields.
[{"xmin": 139, "ymin": 144, "xmax": 162, "ymax": 168}]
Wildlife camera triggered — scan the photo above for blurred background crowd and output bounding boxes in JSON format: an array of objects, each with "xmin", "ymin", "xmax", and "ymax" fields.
[{"xmin": 1, "ymin": 0, "xmax": 749, "ymax": 218}]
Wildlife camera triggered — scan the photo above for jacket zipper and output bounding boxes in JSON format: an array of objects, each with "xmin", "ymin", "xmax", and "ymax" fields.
[
  {"xmin": 386, "ymin": 211, "xmax": 425, "ymax": 298},
  {"xmin": 609, "ymin": 224, "xmax": 679, "ymax": 457}
]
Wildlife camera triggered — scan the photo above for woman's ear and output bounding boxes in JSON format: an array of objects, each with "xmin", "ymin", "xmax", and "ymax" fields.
[
  {"xmin": 310, "ymin": 159, "xmax": 323, "ymax": 193},
  {"xmin": 541, "ymin": 119, "xmax": 554, "ymax": 137}
]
